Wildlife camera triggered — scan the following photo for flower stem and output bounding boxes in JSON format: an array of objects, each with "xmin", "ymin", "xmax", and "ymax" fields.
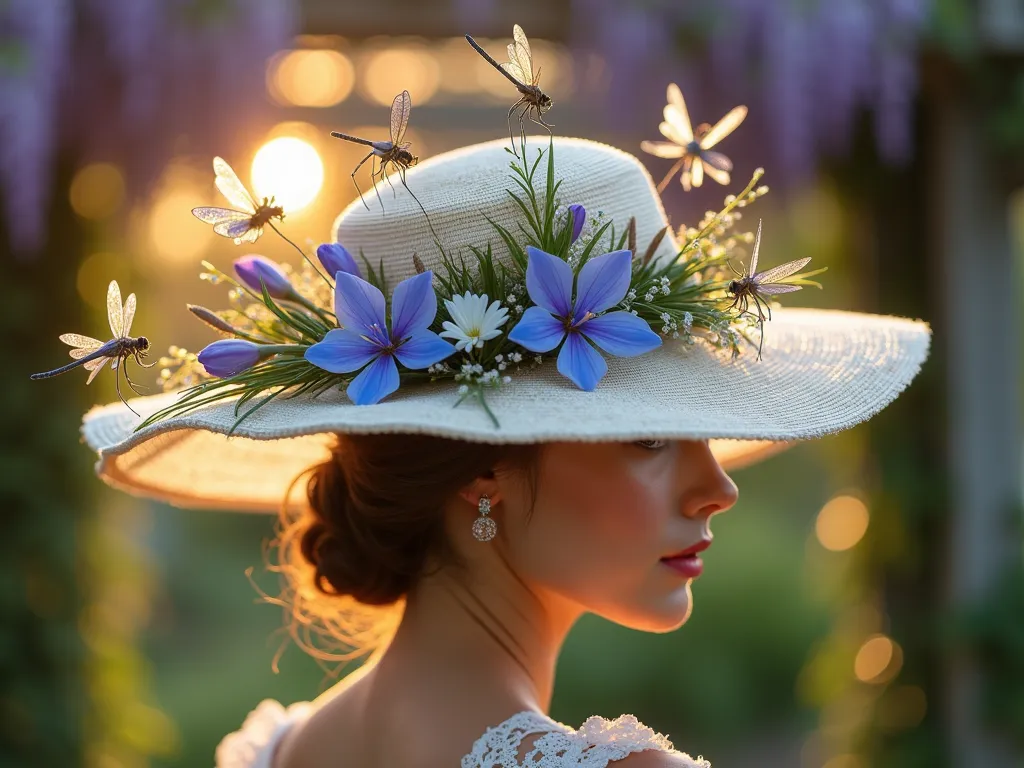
[{"xmin": 269, "ymin": 221, "xmax": 334, "ymax": 292}]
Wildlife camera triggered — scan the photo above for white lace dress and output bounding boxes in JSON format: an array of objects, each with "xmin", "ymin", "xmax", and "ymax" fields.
[{"xmin": 215, "ymin": 699, "xmax": 712, "ymax": 768}]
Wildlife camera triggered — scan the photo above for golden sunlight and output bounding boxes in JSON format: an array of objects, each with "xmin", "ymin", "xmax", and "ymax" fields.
[
  {"xmin": 251, "ymin": 136, "xmax": 324, "ymax": 213},
  {"xmin": 815, "ymin": 494, "xmax": 870, "ymax": 552}
]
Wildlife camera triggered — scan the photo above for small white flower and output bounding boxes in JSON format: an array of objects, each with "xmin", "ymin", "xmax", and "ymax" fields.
[
  {"xmin": 440, "ymin": 291, "xmax": 509, "ymax": 352},
  {"xmin": 502, "ymin": 375, "xmax": 511, "ymax": 384},
  {"xmin": 510, "ymin": 352, "xmax": 522, "ymax": 363},
  {"xmin": 457, "ymin": 384, "xmax": 469, "ymax": 395}
]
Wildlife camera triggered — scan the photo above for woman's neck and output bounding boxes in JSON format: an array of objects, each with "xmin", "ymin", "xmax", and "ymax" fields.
[{"xmin": 378, "ymin": 567, "xmax": 583, "ymax": 712}]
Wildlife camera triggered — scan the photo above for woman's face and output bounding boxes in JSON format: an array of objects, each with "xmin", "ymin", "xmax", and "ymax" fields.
[{"xmin": 496, "ymin": 439, "xmax": 739, "ymax": 632}]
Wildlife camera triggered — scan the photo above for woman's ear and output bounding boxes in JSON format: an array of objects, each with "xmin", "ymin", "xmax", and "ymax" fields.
[{"xmin": 457, "ymin": 475, "xmax": 502, "ymax": 508}]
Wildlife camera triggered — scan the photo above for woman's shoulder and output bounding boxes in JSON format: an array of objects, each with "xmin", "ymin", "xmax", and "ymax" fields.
[
  {"xmin": 214, "ymin": 699, "xmax": 711, "ymax": 768},
  {"xmin": 461, "ymin": 709, "xmax": 711, "ymax": 768}
]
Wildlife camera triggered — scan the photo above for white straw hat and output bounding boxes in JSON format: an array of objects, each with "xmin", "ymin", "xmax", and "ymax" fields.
[{"xmin": 80, "ymin": 136, "xmax": 931, "ymax": 512}]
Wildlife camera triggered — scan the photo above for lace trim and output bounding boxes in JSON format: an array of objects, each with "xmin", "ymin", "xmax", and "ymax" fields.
[
  {"xmin": 215, "ymin": 698, "xmax": 313, "ymax": 768},
  {"xmin": 461, "ymin": 709, "xmax": 712, "ymax": 767}
]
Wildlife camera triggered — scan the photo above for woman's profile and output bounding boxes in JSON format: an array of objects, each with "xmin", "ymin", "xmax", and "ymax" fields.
[{"xmin": 72, "ymin": 73, "xmax": 931, "ymax": 767}]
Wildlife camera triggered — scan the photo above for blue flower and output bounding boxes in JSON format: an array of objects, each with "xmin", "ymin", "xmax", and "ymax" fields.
[
  {"xmin": 234, "ymin": 255, "xmax": 294, "ymax": 299},
  {"xmin": 316, "ymin": 242, "xmax": 362, "ymax": 279},
  {"xmin": 198, "ymin": 339, "xmax": 262, "ymax": 378},
  {"xmin": 508, "ymin": 246, "xmax": 661, "ymax": 390},
  {"xmin": 304, "ymin": 270, "xmax": 457, "ymax": 405},
  {"xmin": 568, "ymin": 204, "xmax": 586, "ymax": 244}
]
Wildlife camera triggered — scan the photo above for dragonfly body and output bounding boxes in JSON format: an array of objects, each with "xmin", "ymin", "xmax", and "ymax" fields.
[
  {"xmin": 331, "ymin": 91, "xmax": 420, "ymax": 214},
  {"xmin": 727, "ymin": 220, "xmax": 813, "ymax": 360},
  {"xmin": 30, "ymin": 280, "xmax": 154, "ymax": 415},
  {"xmin": 465, "ymin": 25, "xmax": 552, "ymax": 154}
]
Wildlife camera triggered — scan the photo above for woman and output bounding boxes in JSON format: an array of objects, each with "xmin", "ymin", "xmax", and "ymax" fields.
[{"xmin": 78, "ymin": 130, "xmax": 931, "ymax": 766}]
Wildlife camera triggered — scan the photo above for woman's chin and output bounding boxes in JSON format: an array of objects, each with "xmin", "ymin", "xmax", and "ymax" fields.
[{"xmin": 611, "ymin": 584, "xmax": 694, "ymax": 633}]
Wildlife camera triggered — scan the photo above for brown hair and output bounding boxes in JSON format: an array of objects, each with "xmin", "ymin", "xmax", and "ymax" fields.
[{"xmin": 270, "ymin": 432, "xmax": 540, "ymax": 668}]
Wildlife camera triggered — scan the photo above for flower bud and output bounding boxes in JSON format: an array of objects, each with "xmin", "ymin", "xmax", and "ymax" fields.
[
  {"xmin": 197, "ymin": 339, "xmax": 262, "ymax": 378},
  {"xmin": 568, "ymin": 204, "xmax": 586, "ymax": 244},
  {"xmin": 233, "ymin": 255, "xmax": 293, "ymax": 299},
  {"xmin": 316, "ymin": 243, "xmax": 362, "ymax": 279}
]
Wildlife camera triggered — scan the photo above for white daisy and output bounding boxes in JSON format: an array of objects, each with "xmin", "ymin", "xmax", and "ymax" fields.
[{"xmin": 439, "ymin": 291, "xmax": 510, "ymax": 352}]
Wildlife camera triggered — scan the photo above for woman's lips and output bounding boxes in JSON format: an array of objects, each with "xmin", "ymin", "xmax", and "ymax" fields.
[{"xmin": 660, "ymin": 554, "xmax": 704, "ymax": 578}]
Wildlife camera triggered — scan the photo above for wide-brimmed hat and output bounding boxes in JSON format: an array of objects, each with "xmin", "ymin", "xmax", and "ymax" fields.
[{"xmin": 80, "ymin": 136, "xmax": 930, "ymax": 512}]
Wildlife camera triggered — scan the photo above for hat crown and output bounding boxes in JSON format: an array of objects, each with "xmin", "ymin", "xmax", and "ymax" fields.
[{"xmin": 331, "ymin": 136, "xmax": 679, "ymax": 289}]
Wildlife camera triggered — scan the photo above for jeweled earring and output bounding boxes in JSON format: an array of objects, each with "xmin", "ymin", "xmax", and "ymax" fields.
[{"xmin": 472, "ymin": 494, "xmax": 497, "ymax": 542}]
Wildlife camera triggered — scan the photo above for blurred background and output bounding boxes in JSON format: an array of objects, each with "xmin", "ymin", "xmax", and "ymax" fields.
[{"xmin": 3, "ymin": 0, "xmax": 1023, "ymax": 766}]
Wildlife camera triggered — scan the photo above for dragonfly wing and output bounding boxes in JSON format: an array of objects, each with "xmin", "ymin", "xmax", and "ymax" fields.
[
  {"xmin": 702, "ymin": 105, "xmax": 747, "ymax": 148},
  {"xmin": 641, "ymin": 140, "xmax": 685, "ymax": 159},
  {"xmin": 390, "ymin": 90, "xmax": 412, "ymax": 146},
  {"xmin": 754, "ymin": 257, "xmax": 813, "ymax": 285},
  {"xmin": 85, "ymin": 357, "xmax": 106, "ymax": 385},
  {"xmin": 69, "ymin": 346, "xmax": 101, "ymax": 360},
  {"xmin": 107, "ymin": 281, "xmax": 123, "ymax": 338},
  {"xmin": 703, "ymin": 163, "xmax": 731, "ymax": 185},
  {"xmin": 658, "ymin": 119, "xmax": 689, "ymax": 148},
  {"xmin": 756, "ymin": 283, "xmax": 803, "ymax": 295},
  {"xmin": 500, "ymin": 60, "xmax": 528, "ymax": 86},
  {"xmin": 234, "ymin": 226, "xmax": 262, "ymax": 244},
  {"xmin": 122, "ymin": 292, "xmax": 137, "ymax": 338},
  {"xmin": 691, "ymin": 157, "xmax": 704, "ymax": 187},
  {"xmin": 213, "ymin": 216, "xmax": 255, "ymax": 239},
  {"xmin": 511, "ymin": 24, "xmax": 535, "ymax": 84},
  {"xmin": 60, "ymin": 333, "xmax": 104, "ymax": 349},
  {"xmin": 701, "ymin": 150, "xmax": 733, "ymax": 172},
  {"xmin": 745, "ymin": 219, "xmax": 761, "ymax": 276},
  {"xmin": 213, "ymin": 156, "xmax": 257, "ymax": 213},
  {"xmin": 666, "ymin": 83, "xmax": 693, "ymax": 142},
  {"xmin": 192, "ymin": 206, "xmax": 247, "ymax": 224},
  {"xmin": 679, "ymin": 155, "xmax": 694, "ymax": 192}
]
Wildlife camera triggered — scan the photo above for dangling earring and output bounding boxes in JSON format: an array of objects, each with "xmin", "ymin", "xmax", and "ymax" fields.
[{"xmin": 472, "ymin": 494, "xmax": 497, "ymax": 542}]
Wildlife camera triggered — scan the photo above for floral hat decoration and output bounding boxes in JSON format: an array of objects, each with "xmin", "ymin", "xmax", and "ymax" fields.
[{"xmin": 38, "ymin": 25, "xmax": 931, "ymax": 512}]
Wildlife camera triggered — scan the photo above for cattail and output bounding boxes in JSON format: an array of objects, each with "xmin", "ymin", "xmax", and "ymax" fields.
[
  {"xmin": 642, "ymin": 225, "xmax": 669, "ymax": 266},
  {"xmin": 188, "ymin": 304, "xmax": 248, "ymax": 338},
  {"xmin": 627, "ymin": 216, "xmax": 637, "ymax": 256},
  {"xmin": 413, "ymin": 253, "xmax": 426, "ymax": 274}
]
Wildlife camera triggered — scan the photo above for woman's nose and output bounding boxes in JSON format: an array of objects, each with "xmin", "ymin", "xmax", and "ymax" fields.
[{"xmin": 678, "ymin": 440, "xmax": 739, "ymax": 519}]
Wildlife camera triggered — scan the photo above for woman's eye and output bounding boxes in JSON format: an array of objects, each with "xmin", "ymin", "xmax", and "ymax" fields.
[{"xmin": 635, "ymin": 439, "xmax": 668, "ymax": 450}]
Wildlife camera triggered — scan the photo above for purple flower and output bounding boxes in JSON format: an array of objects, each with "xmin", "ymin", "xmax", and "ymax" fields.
[
  {"xmin": 316, "ymin": 242, "xmax": 362, "ymax": 279},
  {"xmin": 568, "ymin": 204, "xmax": 586, "ymax": 244},
  {"xmin": 234, "ymin": 255, "xmax": 294, "ymax": 299},
  {"xmin": 198, "ymin": 339, "xmax": 262, "ymax": 378},
  {"xmin": 508, "ymin": 246, "xmax": 661, "ymax": 390},
  {"xmin": 304, "ymin": 271, "xmax": 457, "ymax": 405}
]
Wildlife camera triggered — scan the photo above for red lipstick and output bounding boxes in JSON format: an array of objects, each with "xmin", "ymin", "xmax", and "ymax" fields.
[{"xmin": 660, "ymin": 538, "xmax": 711, "ymax": 578}]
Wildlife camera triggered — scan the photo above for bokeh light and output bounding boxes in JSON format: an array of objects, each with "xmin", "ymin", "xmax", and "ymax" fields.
[
  {"xmin": 69, "ymin": 162, "xmax": 125, "ymax": 220},
  {"xmin": 146, "ymin": 163, "xmax": 209, "ymax": 265},
  {"xmin": 251, "ymin": 136, "xmax": 324, "ymax": 213},
  {"xmin": 362, "ymin": 46, "xmax": 440, "ymax": 107},
  {"xmin": 267, "ymin": 49, "xmax": 354, "ymax": 107},
  {"xmin": 77, "ymin": 251, "xmax": 128, "ymax": 309},
  {"xmin": 854, "ymin": 634, "xmax": 903, "ymax": 683},
  {"xmin": 815, "ymin": 494, "xmax": 870, "ymax": 551}
]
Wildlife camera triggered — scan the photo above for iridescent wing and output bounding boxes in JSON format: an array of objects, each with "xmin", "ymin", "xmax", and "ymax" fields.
[
  {"xmin": 512, "ymin": 24, "xmax": 536, "ymax": 85},
  {"xmin": 703, "ymin": 164, "xmax": 731, "ymax": 185},
  {"xmin": 701, "ymin": 105, "xmax": 747, "ymax": 149},
  {"xmin": 107, "ymin": 280, "xmax": 123, "ymax": 339},
  {"xmin": 640, "ymin": 140, "xmax": 685, "ymax": 158},
  {"xmin": 214, "ymin": 217, "xmax": 257, "ymax": 240},
  {"xmin": 232, "ymin": 225, "xmax": 262, "ymax": 244},
  {"xmin": 84, "ymin": 356, "xmax": 106, "ymax": 385},
  {"xmin": 60, "ymin": 333, "xmax": 104, "ymax": 350},
  {"xmin": 701, "ymin": 150, "xmax": 733, "ymax": 172},
  {"xmin": 390, "ymin": 90, "xmax": 412, "ymax": 146},
  {"xmin": 747, "ymin": 220, "xmax": 763, "ymax": 277},
  {"xmin": 192, "ymin": 206, "xmax": 251, "ymax": 224},
  {"xmin": 665, "ymin": 83, "xmax": 693, "ymax": 143},
  {"xmin": 755, "ymin": 282, "xmax": 803, "ymax": 295},
  {"xmin": 658, "ymin": 117, "xmax": 690, "ymax": 148},
  {"xmin": 122, "ymin": 292, "xmax": 137, "ymax": 338},
  {"xmin": 753, "ymin": 257, "xmax": 813, "ymax": 285},
  {"xmin": 679, "ymin": 155, "xmax": 694, "ymax": 192},
  {"xmin": 213, "ymin": 156, "xmax": 257, "ymax": 214}
]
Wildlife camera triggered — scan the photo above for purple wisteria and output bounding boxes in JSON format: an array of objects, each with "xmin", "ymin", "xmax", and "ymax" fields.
[
  {"xmin": 508, "ymin": 246, "xmax": 661, "ymax": 390},
  {"xmin": 304, "ymin": 271, "xmax": 456, "ymax": 405}
]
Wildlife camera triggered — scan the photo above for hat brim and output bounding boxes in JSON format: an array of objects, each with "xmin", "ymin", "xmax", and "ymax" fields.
[{"xmin": 80, "ymin": 307, "xmax": 930, "ymax": 512}]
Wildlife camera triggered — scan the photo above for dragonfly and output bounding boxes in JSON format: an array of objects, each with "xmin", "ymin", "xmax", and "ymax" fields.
[
  {"xmin": 465, "ymin": 24, "xmax": 553, "ymax": 155},
  {"xmin": 330, "ymin": 90, "xmax": 420, "ymax": 214},
  {"xmin": 30, "ymin": 280, "xmax": 154, "ymax": 415},
  {"xmin": 727, "ymin": 220, "xmax": 817, "ymax": 360},
  {"xmin": 641, "ymin": 83, "xmax": 747, "ymax": 193},
  {"xmin": 192, "ymin": 156, "xmax": 284, "ymax": 244}
]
